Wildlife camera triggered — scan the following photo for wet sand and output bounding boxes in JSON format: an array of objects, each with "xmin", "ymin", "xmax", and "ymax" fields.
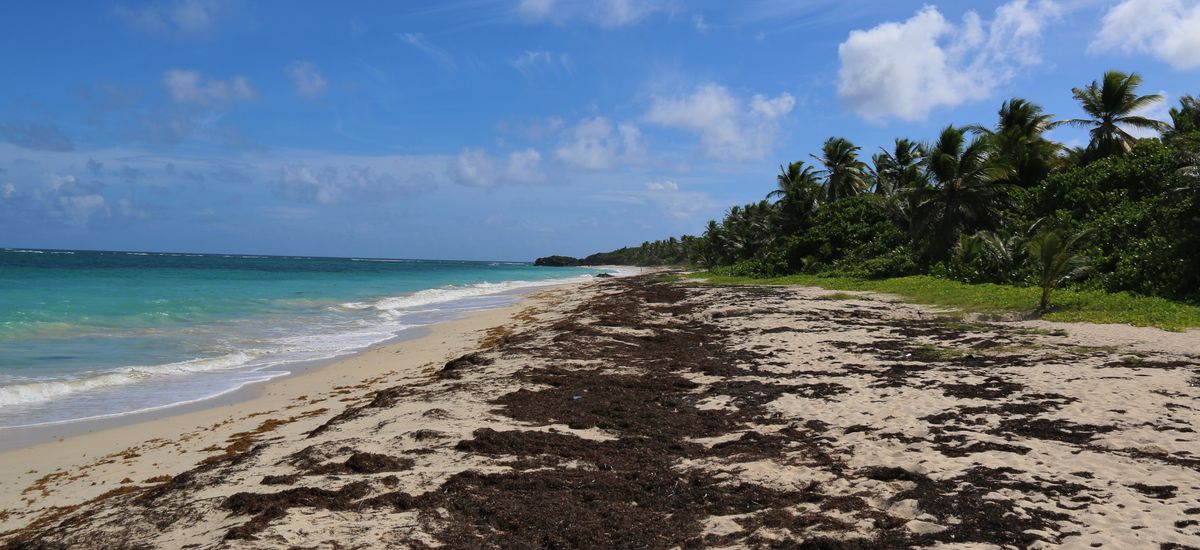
[{"xmin": 3, "ymin": 275, "xmax": 1199, "ymax": 548}]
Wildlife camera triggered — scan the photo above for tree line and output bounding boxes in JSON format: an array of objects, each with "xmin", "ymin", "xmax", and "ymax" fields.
[{"xmin": 538, "ymin": 71, "xmax": 1200, "ymax": 307}]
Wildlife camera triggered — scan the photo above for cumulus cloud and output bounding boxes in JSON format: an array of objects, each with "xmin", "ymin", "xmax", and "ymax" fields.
[
  {"xmin": 837, "ymin": 1, "xmax": 1059, "ymax": 121},
  {"xmin": 454, "ymin": 148, "xmax": 546, "ymax": 187},
  {"xmin": 115, "ymin": 0, "xmax": 227, "ymax": 35},
  {"xmin": 645, "ymin": 83, "xmax": 794, "ymax": 161},
  {"xmin": 516, "ymin": 0, "xmax": 670, "ymax": 27},
  {"xmin": 0, "ymin": 122, "xmax": 75, "ymax": 152},
  {"xmin": 511, "ymin": 50, "xmax": 572, "ymax": 76},
  {"xmin": 1091, "ymin": 0, "xmax": 1200, "ymax": 71},
  {"xmin": 276, "ymin": 164, "xmax": 428, "ymax": 204},
  {"xmin": 43, "ymin": 174, "xmax": 110, "ymax": 226},
  {"xmin": 555, "ymin": 117, "xmax": 643, "ymax": 170},
  {"xmin": 286, "ymin": 61, "xmax": 328, "ymax": 98},
  {"xmin": 397, "ymin": 33, "xmax": 456, "ymax": 69},
  {"xmin": 163, "ymin": 69, "xmax": 257, "ymax": 106}
]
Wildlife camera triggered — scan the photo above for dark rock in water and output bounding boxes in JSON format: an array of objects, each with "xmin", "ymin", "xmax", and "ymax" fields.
[
  {"xmin": 534, "ymin": 255, "xmax": 580, "ymax": 267},
  {"xmin": 595, "ymin": 273, "xmax": 614, "ymax": 278}
]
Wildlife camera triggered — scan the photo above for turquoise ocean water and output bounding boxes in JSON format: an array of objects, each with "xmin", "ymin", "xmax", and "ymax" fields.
[{"xmin": 0, "ymin": 249, "xmax": 609, "ymax": 429}]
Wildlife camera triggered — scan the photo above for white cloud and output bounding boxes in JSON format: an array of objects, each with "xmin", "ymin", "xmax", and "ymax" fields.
[
  {"xmin": 836, "ymin": 1, "xmax": 1059, "ymax": 121},
  {"xmin": 645, "ymin": 83, "xmax": 794, "ymax": 161},
  {"xmin": 286, "ymin": 61, "xmax": 328, "ymax": 99},
  {"xmin": 555, "ymin": 117, "xmax": 643, "ymax": 170},
  {"xmin": 276, "ymin": 164, "xmax": 427, "ymax": 204},
  {"xmin": 2, "ymin": 182, "xmax": 16, "ymax": 200},
  {"xmin": 1092, "ymin": 0, "xmax": 1200, "ymax": 70},
  {"xmin": 516, "ymin": 0, "xmax": 670, "ymax": 27},
  {"xmin": 454, "ymin": 148, "xmax": 546, "ymax": 187},
  {"xmin": 645, "ymin": 180, "xmax": 678, "ymax": 191},
  {"xmin": 506, "ymin": 148, "xmax": 545, "ymax": 182},
  {"xmin": 511, "ymin": 50, "xmax": 572, "ymax": 76},
  {"xmin": 115, "ymin": 0, "xmax": 226, "ymax": 35},
  {"xmin": 163, "ymin": 69, "xmax": 257, "ymax": 106},
  {"xmin": 43, "ymin": 174, "xmax": 109, "ymax": 225},
  {"xmin": 397, "ymin": 33, "xmax": 456, "ymax": 69}
]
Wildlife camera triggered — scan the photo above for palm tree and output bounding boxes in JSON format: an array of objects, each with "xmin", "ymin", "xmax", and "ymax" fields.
[
  {"xmin": 812, "ymin": 137, "xmax": 869, "ymax": 202},
  {"xmin": 1055, "ymin": 71, "xmax": 1170, "ymax": 161},
  {"xmin": 870, "ymin": 138, "xmax": 926, "ymax": 196},
  {"xmin": 768, "ymin": 161, "xmax": 822, "ymax": 233},
  {"xmin": 1028, "ymin": 228, "xmax": 1092, "ymax": 311},
  {"xmin": 969, "ymin": 98, "xmax": 1060, "ymax": 187},
  {"xmin": 911, "ymin": 126, "xmax": 1015, "ymax": 261},
  {"xmin": 1164, "ymin": 95, "xmax": 1200, "ymax": 143}
]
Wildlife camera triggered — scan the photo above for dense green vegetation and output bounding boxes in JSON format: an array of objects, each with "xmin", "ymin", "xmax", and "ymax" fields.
[
  {"xmin": 686, "ymin": 273, "xmax": 1200, "ymax": 332},
  {"xmin": 542, "ymin": 70, "xmax": 1200, "ymax": 314}
]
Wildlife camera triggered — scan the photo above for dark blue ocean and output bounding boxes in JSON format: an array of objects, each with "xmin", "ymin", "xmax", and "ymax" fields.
[{"xmin": 0, "ymin": 249, "xmax": 611, "ymax": 428}]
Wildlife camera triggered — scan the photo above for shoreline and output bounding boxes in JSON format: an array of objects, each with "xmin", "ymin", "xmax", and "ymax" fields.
[
  {"xmin": 0, "ymin": 279, "xmax": 590, "ymax": 531},
  {"xmin": 7, "ymin": 275, "xmax": 1195, "ymax": 547}
]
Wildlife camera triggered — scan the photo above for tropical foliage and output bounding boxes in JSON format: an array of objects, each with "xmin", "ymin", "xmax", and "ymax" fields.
[{"xmin": 543, "ymin": 71, "xmax": 1200, "ymax": 309}]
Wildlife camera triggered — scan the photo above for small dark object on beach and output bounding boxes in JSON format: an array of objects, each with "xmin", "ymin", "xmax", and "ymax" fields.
[
  {"xmin": 438, "ymin": 353, "xmax": 494, "ymax": 379},
  {"xmin": 595, "ymin": 273, "xmax": 614, "ymax": 278}
]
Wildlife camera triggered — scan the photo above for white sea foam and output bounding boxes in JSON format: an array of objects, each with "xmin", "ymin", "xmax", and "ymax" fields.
[
  {"xmin": 0, "ymin": 269, "xmax": 606, "ymax": 426},
  {"xmin": 340, "ymin": 276, "xmax": 594, "ymax": 312},
  {"xmin": 0, "ymin": 351, "xmax": 258, "ymax": 407}
]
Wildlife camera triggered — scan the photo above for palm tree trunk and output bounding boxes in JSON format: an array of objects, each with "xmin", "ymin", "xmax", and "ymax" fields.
[{"xmin": 1039, "ymin": 285, "xmax": 1052, "ymax": 311}]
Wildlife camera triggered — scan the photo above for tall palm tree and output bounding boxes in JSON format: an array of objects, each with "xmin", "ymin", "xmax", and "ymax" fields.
[
  {"xmin": 767, "ymin": 161, "xmax": 822, "ymax": 233},
  {"xmin": 1165, "ymin": 95, "xmax": 1200, "ymax": 143},
  {"xmin": 969, "ymin": 98, "xmax": 1060, "ymax": 187},
  {"xmin": 812, "ymin": 137, "xmax": 869, "ymax": 202},
  {"xmin": 1028, "ymin": 228, "xmax": 1092, "ymax": 311},
  {"xmin": 1054, "ymin": 71, "xmax": 1170, "ymax": 161},
  {"xmin": 911, "ymin": 126, "xmax": 1015, "ymax": 261},
  {"xmin": 870, "ymin": 138, "xmax": 926, "ymax": 195}
]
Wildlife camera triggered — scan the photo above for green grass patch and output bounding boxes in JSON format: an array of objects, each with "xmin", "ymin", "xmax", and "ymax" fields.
[
  {"xmin": 685, "ymin": 273, "xmax": 1200, "ymax": 332},
  {"xmin": 912, "ymin": 343, "xmax": 970, "ymax": 360},
  {"xmin": 647, "ymin": 273, "xmax": 685, "ymax": 283},
  {"xmin": 816, "ymin": 292, "xmax": 859, "ymax": 301}
]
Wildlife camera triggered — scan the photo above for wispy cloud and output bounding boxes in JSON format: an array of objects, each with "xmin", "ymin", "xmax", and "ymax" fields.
[
  {"xmin": 286, "ymin": 61, "xmax": 329, "ymax": 99},
  {"xmin": 397, "ymin": 33, "xmax": 457, "ymax": 69},
  {"xmin": 511, "ymin": 50, "xmax": 572, "ymax": 76},
  {"xmin": 515, "ymin": 0, "xmax": 673, "ymax": 28},
  {"xmin": 114, "ymin": 0, "xmax": 228, "ymax": 35},
  {"xmin": 162, "ymin": 69, "xmax": 257, "ymax": 106},
  {"xmin": 454, "ymin": 147, "xmax": 546, "ymax": 186}
]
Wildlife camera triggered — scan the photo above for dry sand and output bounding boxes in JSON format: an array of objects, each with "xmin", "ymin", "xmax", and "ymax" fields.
[{"xmin": 2, "ymin": 276, "xmax": 1199, "ymax": 548}]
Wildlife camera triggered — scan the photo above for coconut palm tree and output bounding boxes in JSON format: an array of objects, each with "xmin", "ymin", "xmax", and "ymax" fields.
[
  {"xmin": 911, "ymin": 126, "xmax": 1015, "ymax": 261},
  {"xmin": 768, "ymin": 161, "xmax": 822, "ymax": 233},
  {"xmin": 969, "ymin": 98, "xmax": 1060, "ymax": 187},
  {"xmin": 1028, "ymin": 228, "xmax": 1092, "ymax": 311},
  {"xmin": 1054, "ymin": 71, "xmax": 1170, "ymax": 161},
  {"xmin": 870, "ymin": 138, "xmax": 926, "ymax": 196},
  {"xmin": 812, "ymin": 137, "xmax": 869, "ymax": 202}
]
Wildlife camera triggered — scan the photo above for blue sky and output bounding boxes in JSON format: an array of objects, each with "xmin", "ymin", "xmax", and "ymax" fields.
[{"xmin": 1, "ymin": 0, "xmax": 1197, "ymax": 260}]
